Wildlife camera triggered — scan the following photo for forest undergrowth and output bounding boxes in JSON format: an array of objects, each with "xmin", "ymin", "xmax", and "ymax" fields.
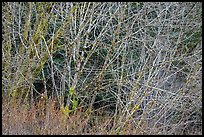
[{"xmin": 2, "ymin": 2, "xmax": 202, "ymax": 135}]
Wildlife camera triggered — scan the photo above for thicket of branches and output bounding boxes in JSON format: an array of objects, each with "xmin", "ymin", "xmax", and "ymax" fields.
[{"xmin": 2, "ymin": 2, "xmax": 202, "ymax": 135}]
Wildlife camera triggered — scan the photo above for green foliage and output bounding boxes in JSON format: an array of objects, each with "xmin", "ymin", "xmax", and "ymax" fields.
[
  {"xmin": 69, "ymin": 87, "xmax": 75, "ymax": 96},
  {"xmin": 61, "ymin": 105, "xmax": 71, "ymax": 118},
  {"xmin": 61, "ymin": 86, "xmax": 79, "ymax": 117},
  {"xmin": 182, "ymin": 30, "xmax": 202, "ymax": 54}
]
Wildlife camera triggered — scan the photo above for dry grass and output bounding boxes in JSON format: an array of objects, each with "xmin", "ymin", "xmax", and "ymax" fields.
[
  {"xmin": 2, "ymin": 99, "xmax": 120, "ymax": 135},
  {"xmin": 3, "ymin": 97, "xmax": 201, "ymax": 135},
  {"xmin": 2, "ymin": 97, "xmax": 156, "ymax": 135}
]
